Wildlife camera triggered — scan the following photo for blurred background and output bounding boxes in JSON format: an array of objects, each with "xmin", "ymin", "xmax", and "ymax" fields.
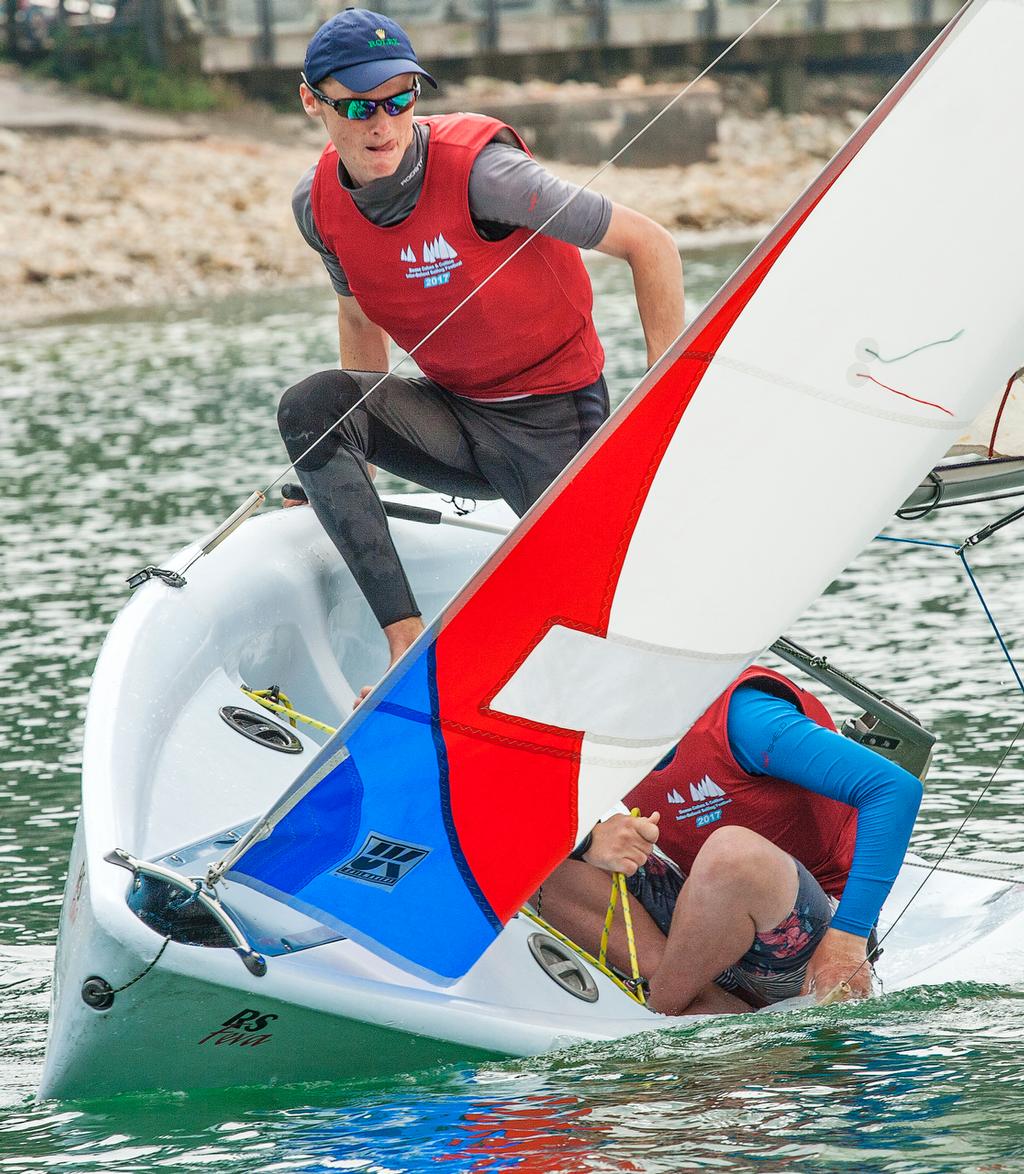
[{"xmin": 0, "ymin": 0, "xmax": 965, "ymax": 86}]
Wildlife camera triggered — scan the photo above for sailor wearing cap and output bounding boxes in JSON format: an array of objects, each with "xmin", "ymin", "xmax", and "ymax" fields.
[{"xmin": 278, "ymin": 9, "xmax": 685, "ymax": 697}]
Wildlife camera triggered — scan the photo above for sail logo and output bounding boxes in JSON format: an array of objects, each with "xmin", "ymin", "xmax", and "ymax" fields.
[
  {"xmin": 402, "ymin": 233, "xmax": 463, "ymax": 289},
  {"xmin": 666, "ymin": 788, "xmax": 687, "ymax": 805},
  {"xmin": 337, "ymin": 832, "xmax": 431, "ymax": 888},
  {"xmin": 690, "ymin": 775, "xmax": 725, "ymax": 802}
]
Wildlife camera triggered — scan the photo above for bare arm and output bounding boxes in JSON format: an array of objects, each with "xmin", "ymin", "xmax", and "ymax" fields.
[
  {"xmin": 594, "ymin": 204, "xmax": 684, "ymax": 369},
  {"xmin": 801, "ymin": 927, "xmax": 872, "ymax": 1001},
  {"xmin": 337, "ymin": 294, "xmax": 391, "ymax": 371}
]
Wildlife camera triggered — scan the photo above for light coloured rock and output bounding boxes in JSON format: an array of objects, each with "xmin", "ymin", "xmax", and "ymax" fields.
[
  {"xmin": 0, "ymin": 128, "xmax": 24, "ymax": 154},
  {"xmin": 1, "ymin": 90, "xmax": 868, "ymax": 327},
  {"xmin": 615, "ymin": 74, "xmax": 648, "ymax": 94}
]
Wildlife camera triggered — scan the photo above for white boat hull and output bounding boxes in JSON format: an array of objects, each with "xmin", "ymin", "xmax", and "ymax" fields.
[{"xmin": 39, "ymin": 500, "xmax": 1024, "ymax": 1100}]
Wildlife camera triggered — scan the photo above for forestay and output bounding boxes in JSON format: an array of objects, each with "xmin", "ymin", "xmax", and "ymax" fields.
[{"xmin": 217, "ymin": 0, "xmax": 1024, "ymax": 980}]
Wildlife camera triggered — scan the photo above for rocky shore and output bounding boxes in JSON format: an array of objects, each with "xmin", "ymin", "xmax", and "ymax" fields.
[{"xmin": 0, "ymin": 68, "xmax": 880, "ymax": 328}]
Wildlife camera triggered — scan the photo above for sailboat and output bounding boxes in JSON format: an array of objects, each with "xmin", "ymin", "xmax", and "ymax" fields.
[{"xmin": 39, "ymin": 0, "xmax": 1024, "ymax": 1099}]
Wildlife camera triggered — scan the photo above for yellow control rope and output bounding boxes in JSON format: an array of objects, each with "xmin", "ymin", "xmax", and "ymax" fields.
[
  {"xmin": 241, "ymin": 687, "xmax": 339, "ymax": 736},
  {"xmin": 597, "ymin": 809, "xmax": 646, "ymax": 1004},
  {"xmin": 598, "ymin": 876, "xmax": 620, "ymax": 964},
  {"xmin": 519, "ymin": 906, "xmax": 648, "ymax": 1007}
]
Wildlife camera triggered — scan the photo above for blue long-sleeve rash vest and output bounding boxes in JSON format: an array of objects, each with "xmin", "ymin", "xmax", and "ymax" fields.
[{"xmin": 726, "ymin": 685, "xmax": 923, "ymax": 938}]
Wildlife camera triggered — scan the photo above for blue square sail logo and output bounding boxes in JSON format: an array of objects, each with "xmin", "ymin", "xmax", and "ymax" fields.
[{"xmin": 336, "ymin": 833, "xmax": 430, "ymax": 888}]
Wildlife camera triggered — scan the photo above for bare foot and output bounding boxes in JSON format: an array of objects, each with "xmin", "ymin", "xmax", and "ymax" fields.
[
  {"xmin": 353, "ymin": 616, "xmax": 426, "ymax": 709},
  {"xmin": 384, "ymin": 615, "xmax": 426, "ymax": 663}
]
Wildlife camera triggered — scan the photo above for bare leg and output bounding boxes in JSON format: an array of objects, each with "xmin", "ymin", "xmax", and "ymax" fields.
[
  {"xmin": 537, "ymin": 861, "xmax": 668, "ymax": 973},
  {"xmin": 538, "ymin": 861, "xmax": 749, "ymax": 1015},
  {"xmin": 647, "ymin": 826, "xmax": 799, "ymax": 1015}
]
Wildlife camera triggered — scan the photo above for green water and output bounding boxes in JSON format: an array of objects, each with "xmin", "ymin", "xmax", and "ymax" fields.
[{"xmin": 2, "ymin": 245, "xmax": 1024, "ymax": 1170}]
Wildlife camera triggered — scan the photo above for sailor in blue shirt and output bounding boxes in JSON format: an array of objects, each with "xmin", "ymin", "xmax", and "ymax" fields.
[{"xmin": 541, "ymin": 674, "xmax": 924, "ymax": 1014}]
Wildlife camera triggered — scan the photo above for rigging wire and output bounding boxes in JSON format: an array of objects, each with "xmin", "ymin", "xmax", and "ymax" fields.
[
  {"xmin": 843, "ymin": 710, "xmax": 1024, "ymax": 993},
  {"xmin": 831, "ymin": 524, "xmax": 1024, "ymax": 1001},
  {"xmin": 911, "ymin": 856, "xmax": 1024, "ymax": 884},
  {"xmin": 877, "ymin": 533, "xmax": 1024, "ymax": 694},
  {"xmin": 178, "ymin": 0, "xmax": 787, "ymax": 577}
]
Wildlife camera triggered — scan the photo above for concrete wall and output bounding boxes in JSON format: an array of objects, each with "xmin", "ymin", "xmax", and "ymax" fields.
[{"xmin": 428, "ymin": 81, "xmax": 721, "ymax": 167}]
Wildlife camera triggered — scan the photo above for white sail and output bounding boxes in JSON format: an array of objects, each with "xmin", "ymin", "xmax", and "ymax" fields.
[{"xmin": 952, "ymin": 368, "xmax": 1024, "ymax": 456}]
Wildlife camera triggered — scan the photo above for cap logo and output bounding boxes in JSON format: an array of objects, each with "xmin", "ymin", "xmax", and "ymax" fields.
[
  {"xmin": 375, "ymin": 27, "xmax": 385, "ymax": 37},
  {"xmin": 368, "ymin": 33, "xmax": 400, "ymax": 47}
]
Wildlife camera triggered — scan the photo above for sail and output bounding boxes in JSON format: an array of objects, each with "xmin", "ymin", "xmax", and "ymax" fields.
[
  {"xmin": 953, "ymin": 369, "xmax": 1024, "ymax": 456},
  {"xmin": 224, "ymin": 0, "xmax": 1024, "ymax": 981}
]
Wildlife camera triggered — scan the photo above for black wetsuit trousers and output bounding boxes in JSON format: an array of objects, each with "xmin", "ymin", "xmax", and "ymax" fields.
[{"xmin": 277, "ymin": 369, "xmax": 610, "ymax": 628}]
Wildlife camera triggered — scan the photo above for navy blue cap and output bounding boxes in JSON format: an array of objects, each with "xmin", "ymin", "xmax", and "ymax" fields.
[{"xmin": 303, "ymin": 9, "xmax": 437, "ymax": 93}]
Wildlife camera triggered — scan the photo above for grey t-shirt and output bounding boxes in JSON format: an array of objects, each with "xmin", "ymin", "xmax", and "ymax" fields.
[{"xmin": 292, "ymin": 121, "xmax": 613, "ymax": 296}]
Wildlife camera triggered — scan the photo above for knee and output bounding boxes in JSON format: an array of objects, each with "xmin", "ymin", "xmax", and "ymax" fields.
[
  {"xmin": 690, "ymin": 826, "xmax": 779, "ymax": 890},
  {"xmin": 277, "ymin": 370, "xmax": 364, "ymax": 469}
]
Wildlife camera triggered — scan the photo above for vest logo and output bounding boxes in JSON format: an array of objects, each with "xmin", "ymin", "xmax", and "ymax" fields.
[
  {"xmin": 670, "ymin": 774, "xmax": 732, "ymax": 826},
  {"xmin": 402, "ymin": 232, "xmax": 463, "ymax": 288},
  {"xmin": 423, "ymin": 234, "xmax": 458, "ymax": 263},
  {"xmin": 690, "ymin": 775, "xmax": 726, "ymax": 802},
  {"xmin": 336, "ymin": 832, "xmax": 430, "ymax": 888}
]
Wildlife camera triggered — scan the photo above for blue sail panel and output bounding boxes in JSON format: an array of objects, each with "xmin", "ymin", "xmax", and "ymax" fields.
[{"xmin": 227, "ymin": 644, "xmax": 501, "ymax": 980}]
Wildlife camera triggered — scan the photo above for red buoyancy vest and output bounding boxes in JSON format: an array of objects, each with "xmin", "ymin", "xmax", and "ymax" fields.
[
  {"xmin": 626, "ymin": 667, "xmax": 858, "ymax": 898},
  {"xmin": 310, "ymin": 114, "xmax": 605, "ymax": 400}
]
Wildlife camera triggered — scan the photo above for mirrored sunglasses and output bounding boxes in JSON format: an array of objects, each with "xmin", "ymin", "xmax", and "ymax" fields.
[{"xmin": 301, "ymin": 75, "xmax": 421, "ymax": 121}]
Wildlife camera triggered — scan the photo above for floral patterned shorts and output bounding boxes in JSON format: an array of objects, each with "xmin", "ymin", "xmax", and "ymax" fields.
[
  {"xmin": 717, "ymin": 859, "xmax": 837, "ymax": 1005},
  {"xmin": 627, "ymin": 855, "xmax": 836, "ymax": 1006}
]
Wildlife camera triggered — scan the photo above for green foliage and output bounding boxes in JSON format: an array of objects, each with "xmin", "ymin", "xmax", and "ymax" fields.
[{"xmin": 32, "ymin": 29, "xmax": 241, "ymax": 112}]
